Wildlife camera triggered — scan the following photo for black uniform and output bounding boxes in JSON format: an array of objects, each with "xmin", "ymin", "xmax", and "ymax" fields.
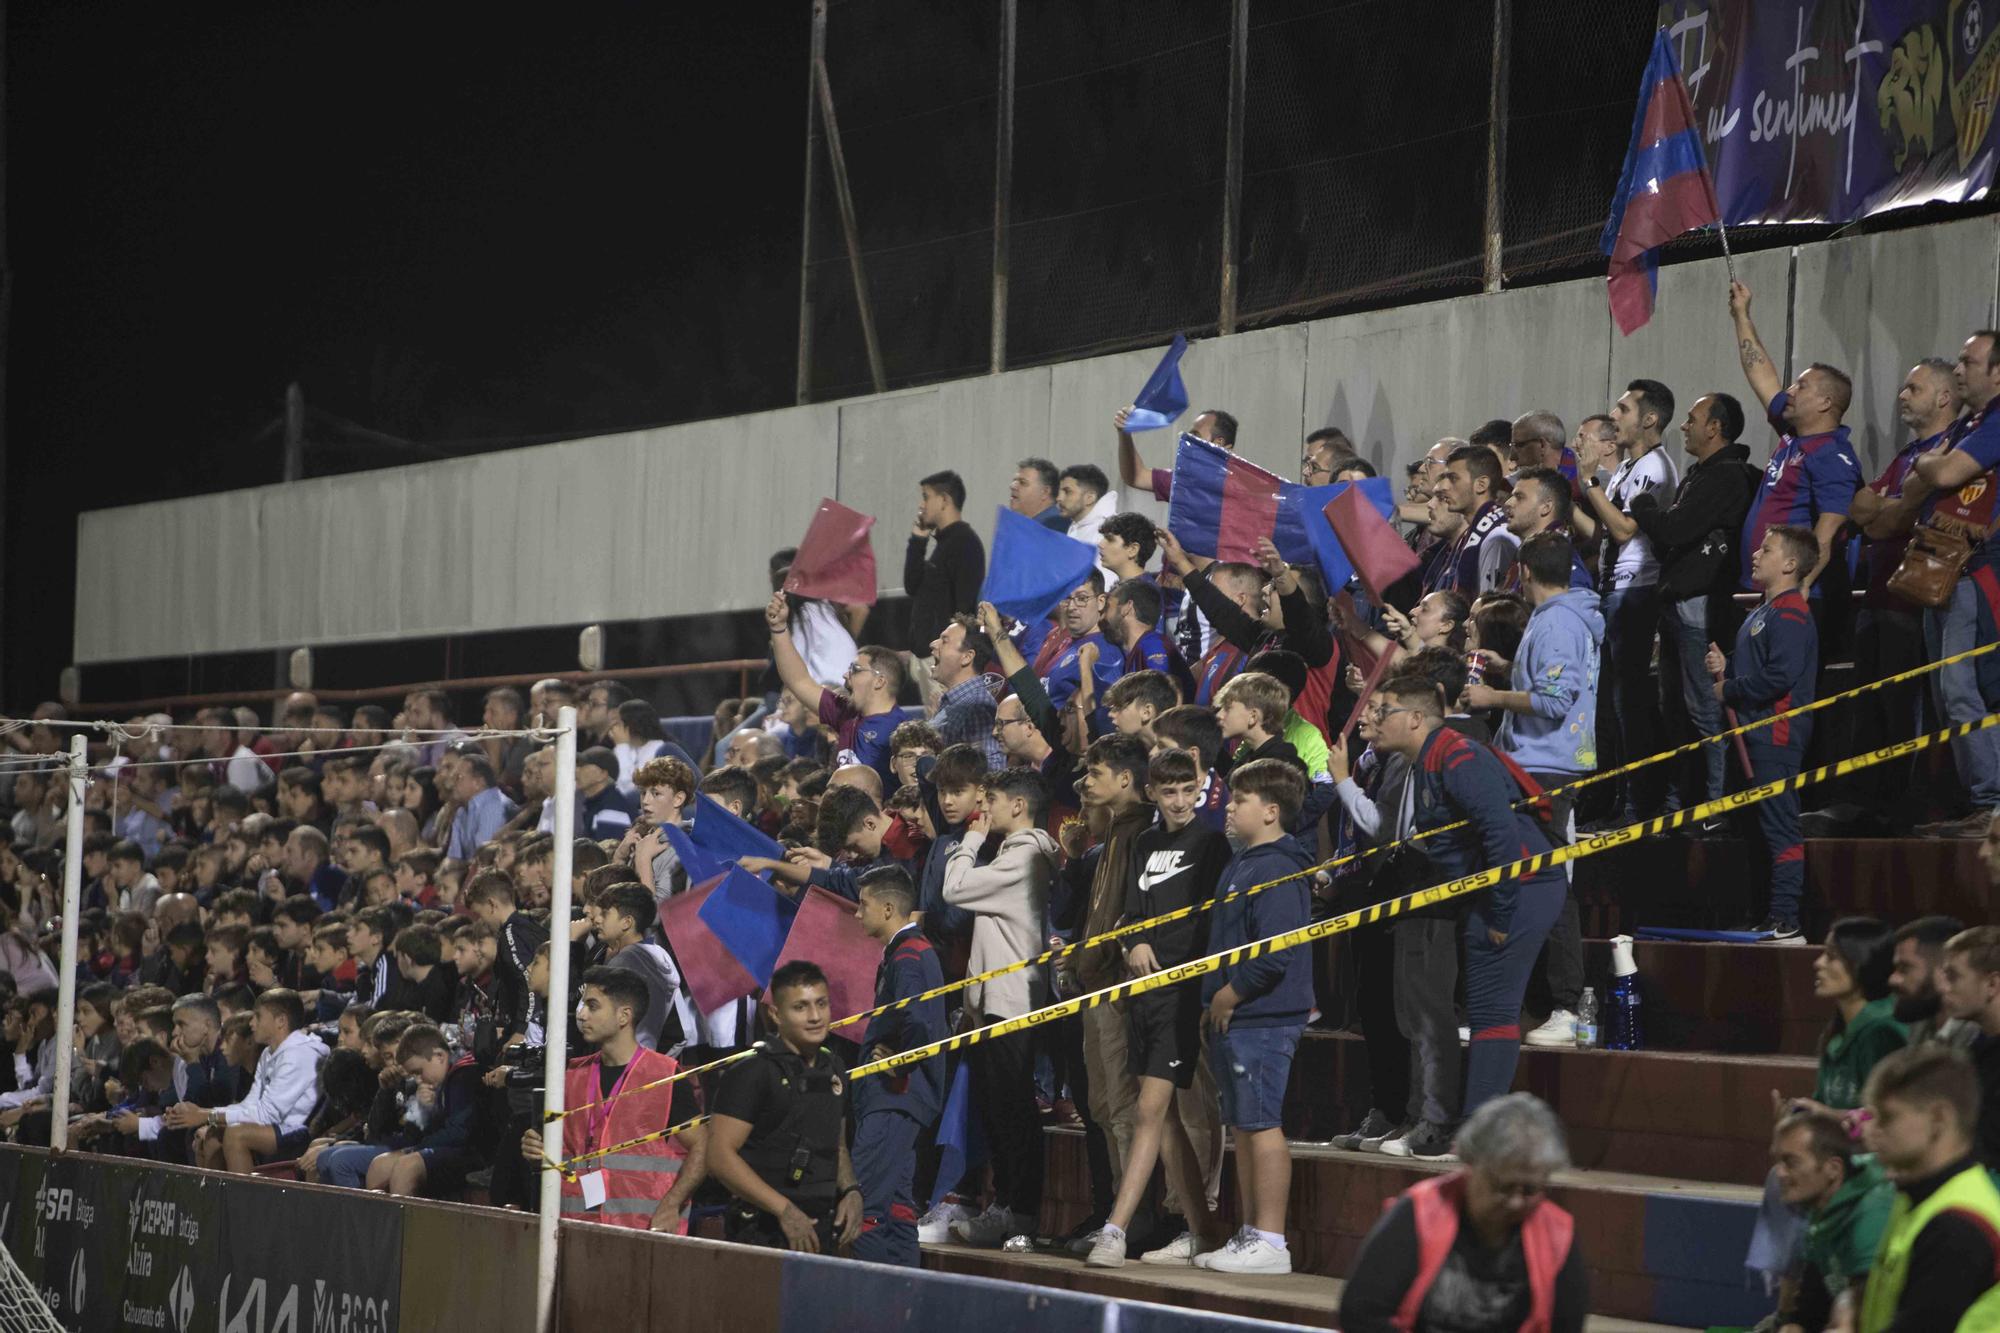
[{"xmin": 714, "ymin": 1040, "xmax": 851, "ymax": 1250}]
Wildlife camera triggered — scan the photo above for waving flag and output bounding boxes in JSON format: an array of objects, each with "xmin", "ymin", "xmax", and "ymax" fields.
[
  {"xmin": 661, "ymin": 868, "xmax": 801, "ymax": 1011},
  {"xmin": 660, "ymin": 791, "xmax": 787, "ymax": 888},
  {"xmin": 1123, "ymin": 334, "xmax": 1190, "ymax": 431},
  {"xmin": 771, "ymin": 885, "xmax": 883, "ymax": 1025},
  {"xmin": 1601, "ymin": 29, "xmax": 1722, "ymax": 335},
  {"xmin": 979, "ymin": 506, "xmax": 1101, "ymax": 624},
  {"xmin": 1165, "ymin": 435, "xmax": 1317, "ymax": 566},
  {"xmin": 783, "ymin": 498, "xmax": 879, "ymax": 605},
  {"xmin": 1285, "ymin": 477, "xmax": 1402, "ymax": 595},
  {"xmin": 1324, "ymin": 482, "xmax": 1420, "ymax": 603}
]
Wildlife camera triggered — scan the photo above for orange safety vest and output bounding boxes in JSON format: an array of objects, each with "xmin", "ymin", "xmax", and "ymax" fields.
[
  {"xmin": 1391, "ymin": 1170, "xmax": 1574, "ymax": 1333},
  {"xmin": 558, "ymin": 1046, "xmax": 691, "ymax": 1232}
]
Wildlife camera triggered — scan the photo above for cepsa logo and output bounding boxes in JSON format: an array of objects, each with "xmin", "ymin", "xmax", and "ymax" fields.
[{"xmin": 35, "ymin": 1184, "xmax": 95, "ymax": 1226}]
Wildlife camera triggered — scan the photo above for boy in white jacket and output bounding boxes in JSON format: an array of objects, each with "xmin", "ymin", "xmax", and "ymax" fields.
[{"xmin": 941, "ymin": 768, "xmax": 1058, "ymax": 1246}]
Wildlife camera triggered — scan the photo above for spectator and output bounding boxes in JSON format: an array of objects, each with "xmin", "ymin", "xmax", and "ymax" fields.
[
  {"xmin": 1009, "ymin": 456, "xmax": 1068, "ymax": 531},
  {"xmin": 478, "ymin": 687, "xmax": 533, "ymax": 791},
  {"xmin": 284, "ymin": 825, "xmax": 346, "ymax": 912},
  {"xmin": 769, "ymin": 550, "xmax": 865, "ymax": 692},
  {"xmin": 1858, "ymin": 1045, "xmax": 2000, "ymax": 1330},
  {"xmin": 1214, "ymin": 672, "xmax": 1306, "ymax": 779},
  {"xmin": 1888, "ymin": 915, "xmax": 1979, "ymax": 1049},
  {"xmin": 364, "ymin": 1023, "xmax": 490, "ymax": 1197},
  {"xmin": 1299, "ymin": 427, "xmax": 1357, "ymax": 486},
  {"xmin": 1581, "ymin": 378, "xmax": 1679, "ymax": 824},
  {"xmin": 596, "ymin": 882, "xmax": 690, "ymax": 1053},
  {"xmin": 941, "ymin": 767, "xmax": 1058, "ymax": 1246},
  {"xmin": 1798, "ymin": 917, "xmax": 1906, "ymax": 1113},
  {"xmin": 1626, "ymin": 390, "xmax": 1760, "ymax": 815},
  {"xmin": 631, "ymin": 755, "xmax": 696, "ymax": 902},
  {"xmin": 1116, "ymin": 405, "xmax": 1238, "ymax": 502},
  {"xmin": 184, "ymin": 988, "xmax": 327, "ymax": 1173},
  {"xmin": 767, "ymin": 591, "xmax": 906, "ymax": 790},
  {"xmin": 707, "ymin": 961, "xmax": 860, "ymax": 1252},
  {"xmin": 1907, "ymin": 329, "xmax": 2000, "ymax": 839},
  {"xmin": 1040, "ymin": 571, "xmax": 1123, "ymax": 734},
  {"xmin": 444, "ymin": 752, "xmax": 517, "ymax": 861},
  {"xmin": 1707, "ymin": 525, "xmax": 1820, "ymax": 939},
  {"xmin": 1104, "ymin": 580, "xmax": 1192, "ymax": 701},
  {"xmin": 1463, "ymin": 531, "xmax": 1602, "ymax": 1048},
  {"xmin": 608, "ymin": 699, "xmax": 669, "ymax": 798},
  {"xmin": 1500, "ymin": 467, "xmax": 1593, "ymax": 590},
  {"xmin": 1433, "ymin": 444, "xmax": 1519, "ymax": 596},
  {"xmin": 849, "ymin": 866, "xmax": 946, "ymax": 1266},
  {"xmin": 1101, "ymin": 671, "xmax": 1177, "ymax": 746},
  {"xmin": 523, "ymin": 966, "xmax": 706, "ymax": 1232},
  {"xmin": 1197, "ymin": 758, "xmax": 1315, "ymax": 1275},
  {"xmin": 1163, "ymin": 531, "xmax": 1336, "ymax": 736},
  {"xmin": 925, "ymin": 613, "xmax": 1003, "ymax": 768},
  {"xmin": 1729, "ymin": 280, "xmax": 1863, "ymax": 610},
  {"xmin": 1770, "ymin": 1108, "xmax": 1896, "ymax": 1332},
  {"xmin": 573, "ymin": 748, "xmax": 639, "ymax": 842},
  {"xmin": 384, "ymin": 924, "xmax": 456, "ymax": 1022},
  {"xmin": 1058, "ymin": 463, "xmax": 1118, "ymax": 558},
  {"xmin": 1937, "ymin": 926, "xmax": 2000, "ymax": 1164},
  {"xmin": 1340, "ymin": 1093, "xmax": 1587, "ymax": 1332},
  {"xmin": 904, "ymin": 470, "xmax": 986, "ymax": 662}
]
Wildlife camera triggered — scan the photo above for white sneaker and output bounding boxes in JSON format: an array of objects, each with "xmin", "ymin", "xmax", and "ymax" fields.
[
  {"xmin": 918, "ymin": 1195, "xmax": 973, "ymax": 1244},
  {"xmin": 1085, "ymin": 1229, "xmax": 1128, "ymax": 1268},
  {"xmin": 1204, "ymin": 1235, "xmax": 1292, "ymax": 1275},
  {"xmin": 1139, "ymin": 1231, "xmax": 1199, "ymax": 1266},
  {"xmin": 1193, "ymin": 1227, "xmax": 1250, "ymax": 1269},
  {"xmin": 1523, "ymin": 1009, "xmax": 1577, "ymax": 1047},
  {"xmin": 952, "ymin": 1202, "xmax": 1034, "ymax": 1248}
]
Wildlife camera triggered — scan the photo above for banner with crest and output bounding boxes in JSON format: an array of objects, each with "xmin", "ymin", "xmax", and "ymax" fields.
[{"xmin": 1659, "ymin": 0, "xmax": 2000, "ymax": 223}]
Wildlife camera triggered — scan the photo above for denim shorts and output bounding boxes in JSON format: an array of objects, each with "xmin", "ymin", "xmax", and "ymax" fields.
[{"xmin": 1208, "ymin": 1021, "xmax": 1302, "ymax": 1131}]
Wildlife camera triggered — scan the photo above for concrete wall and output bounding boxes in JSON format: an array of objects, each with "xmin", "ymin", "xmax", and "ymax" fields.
[{"xmin": 73, "ymin": 218, "xmax": 2000, "ymax": 663}]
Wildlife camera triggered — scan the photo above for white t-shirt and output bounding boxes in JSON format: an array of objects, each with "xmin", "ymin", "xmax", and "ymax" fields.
[
  {"xmin": 1604, "ymin": 447, "xmax": 1679, "ymax": 590},
  {"xmin": 614, "ymin": 739, "xmax": 665, "ymax": 797},
  {"xmin": 791, "ymin": 599, "xmax": 858, "ymax": 691}
]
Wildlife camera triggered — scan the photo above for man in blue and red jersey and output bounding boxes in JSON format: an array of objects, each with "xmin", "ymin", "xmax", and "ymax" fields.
[
  {"xmin": 768, "ymin": 591, "xmax": 906, "ymax": 790},
  {"xmin": 1707, "ymin": 525, "xmax": 1821, "ymax": 941},
  {"xmin": 1728, "ymin": 280, "xmax": 1864, "ymax": 646},
  {"xmin": 1903, "ymin": 330, "xmax": 2000, "ymax": 839}
]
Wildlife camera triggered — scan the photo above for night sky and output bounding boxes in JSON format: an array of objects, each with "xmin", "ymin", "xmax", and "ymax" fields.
[{"xmin": 3, "ymin": 4, "xmax": 808, "ymax": 707}]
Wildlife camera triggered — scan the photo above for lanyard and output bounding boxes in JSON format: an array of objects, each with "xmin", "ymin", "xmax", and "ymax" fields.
[{"xmin": 582, "ymin": 1057, "xmax": 640, "ymax": 1153}]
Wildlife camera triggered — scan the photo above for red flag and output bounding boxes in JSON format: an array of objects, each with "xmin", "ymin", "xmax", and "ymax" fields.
[
  {"xmin": 771, "ymin": 885, "xmax": 883, "ymax": 1026},
  {"xmin": 784, "ymin": 499, "xmax": 878, "ymax": 606},
  {"xmin": 1325, "ymin": 488, "xmax": 1419, "ymax": 604}
]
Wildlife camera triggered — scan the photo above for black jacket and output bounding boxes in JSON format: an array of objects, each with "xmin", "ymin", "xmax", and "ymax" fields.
[
  {"xmin": 1626, "ymin": 442, "xmax": 1760, "ymax": 611},
  {"xmin": 904, "ymin": 520, "xmax": 986, "ymax": 651}
]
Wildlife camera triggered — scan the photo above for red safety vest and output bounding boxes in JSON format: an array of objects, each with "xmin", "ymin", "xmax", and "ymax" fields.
[
  {"xmin": 1390, "ymin": 1171, "xmax": 1574, "ymax": 1333},
  {"xmin": 558, "ymin": 1046, "xmax": 691, "ymax": 1232}
]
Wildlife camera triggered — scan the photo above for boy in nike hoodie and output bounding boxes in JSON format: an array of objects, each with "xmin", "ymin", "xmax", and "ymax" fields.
[
  {"xmin": 1199, "ymin": 757, "xmax": 1316, "ymax": 1276},
  {"xmin": 940, "ymin": 767, "xmax": 1059, "ymax": 1247}
]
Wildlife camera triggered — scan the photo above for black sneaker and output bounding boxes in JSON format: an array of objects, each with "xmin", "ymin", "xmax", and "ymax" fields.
[
  {"xmin": 1753, "ymin": 917, "xmax": 1803, "ymax": 943},
  {"xmin": 1379, "ymin": 1120, "xmax": 1459, "ymax": 1161},
  {"xmin": 1327, "ymin": 1109, "xmax": 1400, "ymax": 1151}
]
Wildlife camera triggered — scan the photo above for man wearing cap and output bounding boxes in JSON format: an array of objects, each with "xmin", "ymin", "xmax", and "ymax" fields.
[{"xmin": 575, "ymin": 748, "xmax": 640, "ymax": 841}]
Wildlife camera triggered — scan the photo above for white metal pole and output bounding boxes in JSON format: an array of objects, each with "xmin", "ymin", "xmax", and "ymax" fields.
[
  {"xmin": 49, "ymin": 735, "xmax": 86, "ymax": 1150},
  {"xmin": 535, "ymin": 706, "xmax": 578, "ymax": 1333}
]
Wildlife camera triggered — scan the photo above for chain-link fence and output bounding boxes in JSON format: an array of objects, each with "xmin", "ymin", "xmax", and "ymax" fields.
[{"xmin": 801, "ymin": 0, "xmax": 1667, "ymax": 399}]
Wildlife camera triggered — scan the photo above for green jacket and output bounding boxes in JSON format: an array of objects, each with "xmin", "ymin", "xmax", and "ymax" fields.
[
  {"xmin": 1816, "ymin": 998, "xmax": 1910, "ymax": 1110},
  {"xmin": 1802, "ymin": 1154, "xmax": 1895, "ymax": 1294}
]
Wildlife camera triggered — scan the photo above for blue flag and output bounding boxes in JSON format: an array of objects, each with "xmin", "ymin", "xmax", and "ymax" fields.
[
  {"xmin": 978, "ymin": 507, "xmax": 1101, "ymax": 625},
  {"xmin": 1282, "ymin": 477, "xmax": 1399, "ymax": 595},
  {"xmin": 1123, "ymin": 334, "xmax": 1189, "ymax": 431},
  {"xmin": 690, "ymin": 791, "xmax": 785, "ymax": 870}
]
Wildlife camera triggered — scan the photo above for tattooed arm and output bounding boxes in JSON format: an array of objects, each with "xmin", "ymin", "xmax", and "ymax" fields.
[{"xmin": 1729, "ymin": 280, "xmax": 1783, "ymax": 408}]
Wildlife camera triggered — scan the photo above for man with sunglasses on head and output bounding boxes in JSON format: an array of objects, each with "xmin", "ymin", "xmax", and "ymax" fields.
[{"xmin": 768, "ymin": 592, "xmax": 906, "ymax": 791}]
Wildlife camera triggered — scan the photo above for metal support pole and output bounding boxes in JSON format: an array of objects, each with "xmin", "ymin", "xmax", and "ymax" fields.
[
  {"xmin": 990, "ymin": 0, "xmax": 1017, "ymax": 374},
  {"xmin": 796, "ymin": 0, "xmax": 826, "ymax": 405},
  {"xmin": 814, "ymin": 51, "xmax": 888, "ymax": 394},
  {"xmin": 49, "ymin": 735, "xmax": 85, "ymax": 1149},
  {"xmin": 1482, "ymin": 0, "xmax": 1510, "ymax": 293},
  {"xmin": 534, "ymin": 705, "xmax": 579, "ymax": 1333},
  {"xmin": 1219, "ymin": 0, "xmax": 1249, "ymax": 335}
]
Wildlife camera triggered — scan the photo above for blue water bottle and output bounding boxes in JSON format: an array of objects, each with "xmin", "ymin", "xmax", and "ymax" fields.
[{"xmin": 1605, "ymin": 934, "xmax": 1643, "ymax": 1050}]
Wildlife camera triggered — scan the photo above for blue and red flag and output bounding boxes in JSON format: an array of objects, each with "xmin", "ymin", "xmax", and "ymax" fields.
[
  {"xmin": 1601, "ymin": 30, "xmax": 1722, "ymax": 336},
  {"xmin": 1165, "ymin": 436, "xmax": 1316, "ymax": 566},
  {"xmin": 660, "ymin": 867, "xmax": 800, "ymax": 1012},
  {"xmin": 661, "ymin": 791, "xmax": 787, "ymax": 886}
]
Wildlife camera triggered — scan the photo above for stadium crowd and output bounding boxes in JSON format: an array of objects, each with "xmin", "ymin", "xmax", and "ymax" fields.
[{"xmin": 2, "ymin": 280, "xmax": 2000, "ymax": 1328}]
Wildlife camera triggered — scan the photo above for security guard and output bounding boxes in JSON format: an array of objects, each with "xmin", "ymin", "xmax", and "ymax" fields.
[{"xmin": 707, "ymin": 960, "xmax": 863, "ymax": 1253}]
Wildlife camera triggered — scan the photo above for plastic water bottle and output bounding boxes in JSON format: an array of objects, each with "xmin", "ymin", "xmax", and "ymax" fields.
[
  {"xmin": 1574, "ymin": 987, "xmax": 1599, "ymax": 1049},
  {"xmin": 1605, "ymin": 935, "xmax": 1644, "ymax": 1051}
]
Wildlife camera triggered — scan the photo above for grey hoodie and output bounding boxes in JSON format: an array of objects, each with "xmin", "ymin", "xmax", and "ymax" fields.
[
  {"xmin": 941, "ymin": 827, "xmax": 1058, "ymax": 1019},
  {"xmin": 1496, "ymin": 586, "xmax": 1604, "ymax": 776}
]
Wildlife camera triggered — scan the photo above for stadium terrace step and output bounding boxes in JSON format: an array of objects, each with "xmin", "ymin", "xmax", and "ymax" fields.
[
  {"xmin": 1570, "ymin": 834, "xmax": 1992, "ymax": 935},
  {"xmin": 1031, "ymin": 1129, "xmax": 1765, "ymax": 1329},
  {"xmin": 1281, "ymin": 1031, "xmax": 1813, "ymax": 1187},
  {"xmin": 1577, "ymin": 936, "xmax": 1823, "ymax": 1056}
]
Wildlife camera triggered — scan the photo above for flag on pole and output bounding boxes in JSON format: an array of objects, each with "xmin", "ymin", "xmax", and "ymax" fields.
[
  {"xmin": 1122, "ymin": 334, "xmax": 1191, "ymax": 431},
  {"xmin": 783, "ymin": 498, "xmax": 879, "ymax": 605},
  {"xmin": 1323, "ymin": 482, "xmax": 1419, "ymax": 603},
  {"xmin": 1166, "ymin": 435, "xmax": 1318, "ymax": 565},
  {"xmin": 770, "ymin": 885, "xmax": 883, "ymax": 1026},
  {"xmin": 1601, "ymin": 29, "xmax": 1723, "ymax": 336},
  {"xmin": 978, "ymin": 506, "xmax": 1102, "ymax": 624},
  {"xmin": 660, "ymin": 868, "xmax": 800, "ymax": 1011}
]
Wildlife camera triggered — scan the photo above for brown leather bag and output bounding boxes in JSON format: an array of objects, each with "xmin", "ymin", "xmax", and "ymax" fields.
[{"xmin": 1887, "ymin": 523, "xmax": 1974, "ymax": 608}]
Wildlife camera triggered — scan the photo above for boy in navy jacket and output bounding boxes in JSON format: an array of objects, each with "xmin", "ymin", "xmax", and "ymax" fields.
[
  {"xmin": 1198, "ymin": 758, "xmax": 1316, "ymax": 1276},
  {"xmin": 850, "ymin": 866, "xmax": 947, "ymax": 1266},
  {"xmin": 1708, "ymin": 524, "xmax": 1820, "ymax": 940}
]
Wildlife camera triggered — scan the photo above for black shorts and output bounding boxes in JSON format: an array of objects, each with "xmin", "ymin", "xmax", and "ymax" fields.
[
  {"xmin": 1125, "ymin": 987, "xmax": 1202, "ymax": 1089},
  {"xmin": 264, "ymin": 1126, "xmax": 312, "ymax": 1162},
  {"xmin": 724, "ymin": 1199, "xmax": 838, "ymax": 1251}
]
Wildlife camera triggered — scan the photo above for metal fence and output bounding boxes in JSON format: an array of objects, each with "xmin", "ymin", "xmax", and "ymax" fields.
[{"xmin": 796, "ymin": 0, "xmax": 1662, "ymax": 401}]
